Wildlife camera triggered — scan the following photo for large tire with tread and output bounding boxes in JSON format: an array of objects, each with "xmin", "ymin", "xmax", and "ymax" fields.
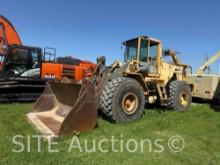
[
  {"xmin": 100, "ymin": 77, "xmax": 145, "ymax": 123},
  {"xmin": 168, "ymin": 80, "xmax": 192, "ymax": 112}
]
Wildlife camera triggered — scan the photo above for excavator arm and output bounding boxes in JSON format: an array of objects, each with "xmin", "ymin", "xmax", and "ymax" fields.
[
  {"xmin": 197, "ymin": 51, "xmax": 220, "ymax": 75},
  {"xmin": 0, "ymin": 15, "xmax": 22, "ymax": 54}
]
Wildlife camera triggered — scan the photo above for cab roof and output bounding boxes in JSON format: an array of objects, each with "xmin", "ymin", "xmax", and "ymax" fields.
[{"xmin": 123, "ymin": 36, "xmax": 161, "ymax": 45}]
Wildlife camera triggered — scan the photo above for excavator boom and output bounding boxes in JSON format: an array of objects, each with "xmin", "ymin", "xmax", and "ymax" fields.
[
  {"xmin": 197, "ymin": 51, "xmax": 220, "ymax": 75},
  {"xmin": 0, "ymin": 15, "xmax": 22, "ymax": 54}
]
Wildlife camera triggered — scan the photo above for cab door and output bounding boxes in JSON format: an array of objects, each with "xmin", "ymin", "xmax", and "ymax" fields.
[
  {"xmin": 139, "ymin": 38, "xmax": 160, "ymax": 75},
  {"xmin": 22, "ymin": 48, "xmax": 41, "ymax": 78},
  {"xmin": 4, "ymin": 47, "xmax": 29, "ymax": 77}
]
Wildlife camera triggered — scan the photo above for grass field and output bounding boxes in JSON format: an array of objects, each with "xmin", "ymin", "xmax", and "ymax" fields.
[{"xmin": 0, "ymin": 104, "xmax": 220, "ymax": 165}]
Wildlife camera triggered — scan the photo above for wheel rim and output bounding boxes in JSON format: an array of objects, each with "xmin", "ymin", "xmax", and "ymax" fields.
[
  {"xmin": 179, "ymin": 92, "xmax": 189, "ymax": 107},
  {"xmin": 122, "ymin": 92, "xmax": 138, "ymax": 114}
]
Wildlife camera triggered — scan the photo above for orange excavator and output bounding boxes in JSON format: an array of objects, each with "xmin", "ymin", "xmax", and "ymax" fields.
[{"xmin": 0, "ymin": 15, "xmax": 95, "ymax": 101}]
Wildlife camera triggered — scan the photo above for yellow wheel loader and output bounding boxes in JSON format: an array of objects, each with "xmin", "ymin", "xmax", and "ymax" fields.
[{"xmin": 27, "ymin": 36, "xmax": 192, "ymax": 139}]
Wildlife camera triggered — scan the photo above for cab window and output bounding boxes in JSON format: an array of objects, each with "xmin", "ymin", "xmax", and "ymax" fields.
[
  {"xmin": 6, "ymin": 48, "xmax": 29, "ymax": 76},
  {"xmin": 31, "ymin": 49, "xmax": 40, "ymax": 68},
  {"xmin": 0, "ymin": 54, "xmax": 4, "ymax": 63},
  {"xmin": 124, "ymin": 40, "xmax": 138, "ymax": 62},
  {"xmin": 149, "ymin": 43, "xmax": 158, "ymax": 60},
  {"xmin": 140, "ymin": 39, "xmax": 148, "ymax": 62}
]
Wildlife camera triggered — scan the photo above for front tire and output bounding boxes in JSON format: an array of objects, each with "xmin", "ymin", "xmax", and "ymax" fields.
[
  {"xmin": 168, "ymin": 80, "xmax": 192, "ymax": 112},
  {"xmin": 100, "ymin": 77, "xmax": 145, "ymax": 123}
]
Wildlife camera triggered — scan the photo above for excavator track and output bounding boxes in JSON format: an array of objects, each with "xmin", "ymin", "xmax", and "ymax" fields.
[{"xmin": 0, "ymin": 79, "xmax": 46, "ymax": 102}]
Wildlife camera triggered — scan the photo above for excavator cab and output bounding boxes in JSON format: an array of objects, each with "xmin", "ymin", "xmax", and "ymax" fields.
[
  {"xmin": 1, "ymin": 45, "xmax": 42, "ymax": 78},
  {"xmin": 0, "ymin": 45, "xmax": 46, "ymax": 102}
]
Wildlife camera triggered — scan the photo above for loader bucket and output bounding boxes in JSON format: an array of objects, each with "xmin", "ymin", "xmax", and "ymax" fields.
[{"xmin": 26, "ymin": 81, "xmax": 97, "ymax": 139}]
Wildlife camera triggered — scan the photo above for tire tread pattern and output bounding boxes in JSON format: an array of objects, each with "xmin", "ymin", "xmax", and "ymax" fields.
[{"xmin": 100, "ymin": 77, "xmax": 126, "ymax": 121}]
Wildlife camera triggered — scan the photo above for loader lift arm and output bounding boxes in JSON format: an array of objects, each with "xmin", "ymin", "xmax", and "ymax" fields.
[
  {"xmin": 163, "ymin": 49, "xmax": 188, "ymax": 67},
  {"xmin": 197, "ymin": 51, "xmax": 220, "ymax": 75}
]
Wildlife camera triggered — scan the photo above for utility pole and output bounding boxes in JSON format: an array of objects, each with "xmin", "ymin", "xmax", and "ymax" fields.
[{"xmin": 205, "ymin": 52, "xmax": 211, "ymax": 74}]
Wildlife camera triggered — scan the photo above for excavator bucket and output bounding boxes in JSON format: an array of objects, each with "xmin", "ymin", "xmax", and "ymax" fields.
[{"xmin": 26, "ymin": 81, "xmax": 97, "ymax": 139}]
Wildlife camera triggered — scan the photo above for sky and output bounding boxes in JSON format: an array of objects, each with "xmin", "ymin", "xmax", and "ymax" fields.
[{"xmin": 1, "ymin": 0, "xmax": 220, "ymax": 73}]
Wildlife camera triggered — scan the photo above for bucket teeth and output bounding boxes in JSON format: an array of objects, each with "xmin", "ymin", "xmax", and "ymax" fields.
[{"xmin": 26, "ymin": 81, "xmax": 97, "ymax": 139}]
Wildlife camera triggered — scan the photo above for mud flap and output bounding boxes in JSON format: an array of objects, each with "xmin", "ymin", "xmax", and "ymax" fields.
[{"xmin": 26, "ymin": 81, "xmax": 97, "ymax": 139}]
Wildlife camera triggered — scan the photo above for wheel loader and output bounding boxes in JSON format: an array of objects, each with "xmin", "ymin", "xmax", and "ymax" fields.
[{"xmin": 27, "ymin": 36, "xmax": 192, "ymax": 139}]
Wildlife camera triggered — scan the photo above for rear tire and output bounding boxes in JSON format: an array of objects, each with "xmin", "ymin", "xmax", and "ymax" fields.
[
  {"xmin": 168, "ymin": 80, "xmax": 192, "ymax": 112},
  {"xmin": 100, "ymin": 77, "xmax": 145, "ymax": 123}
]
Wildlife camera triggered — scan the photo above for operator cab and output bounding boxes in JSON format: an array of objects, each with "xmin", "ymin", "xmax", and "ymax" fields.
[
  {"xmin": 123, "ymin": 36, "xmax": 162, "ymax": 74},
  {"xmin": 1, "ymin": 45, "xmax": 42, "ymax": 78}
]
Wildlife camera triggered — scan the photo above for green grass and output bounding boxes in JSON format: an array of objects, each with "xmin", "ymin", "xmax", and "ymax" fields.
[{"xmin": 0, "ymin": 104, "xmax": 220, "ymax": 165}]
